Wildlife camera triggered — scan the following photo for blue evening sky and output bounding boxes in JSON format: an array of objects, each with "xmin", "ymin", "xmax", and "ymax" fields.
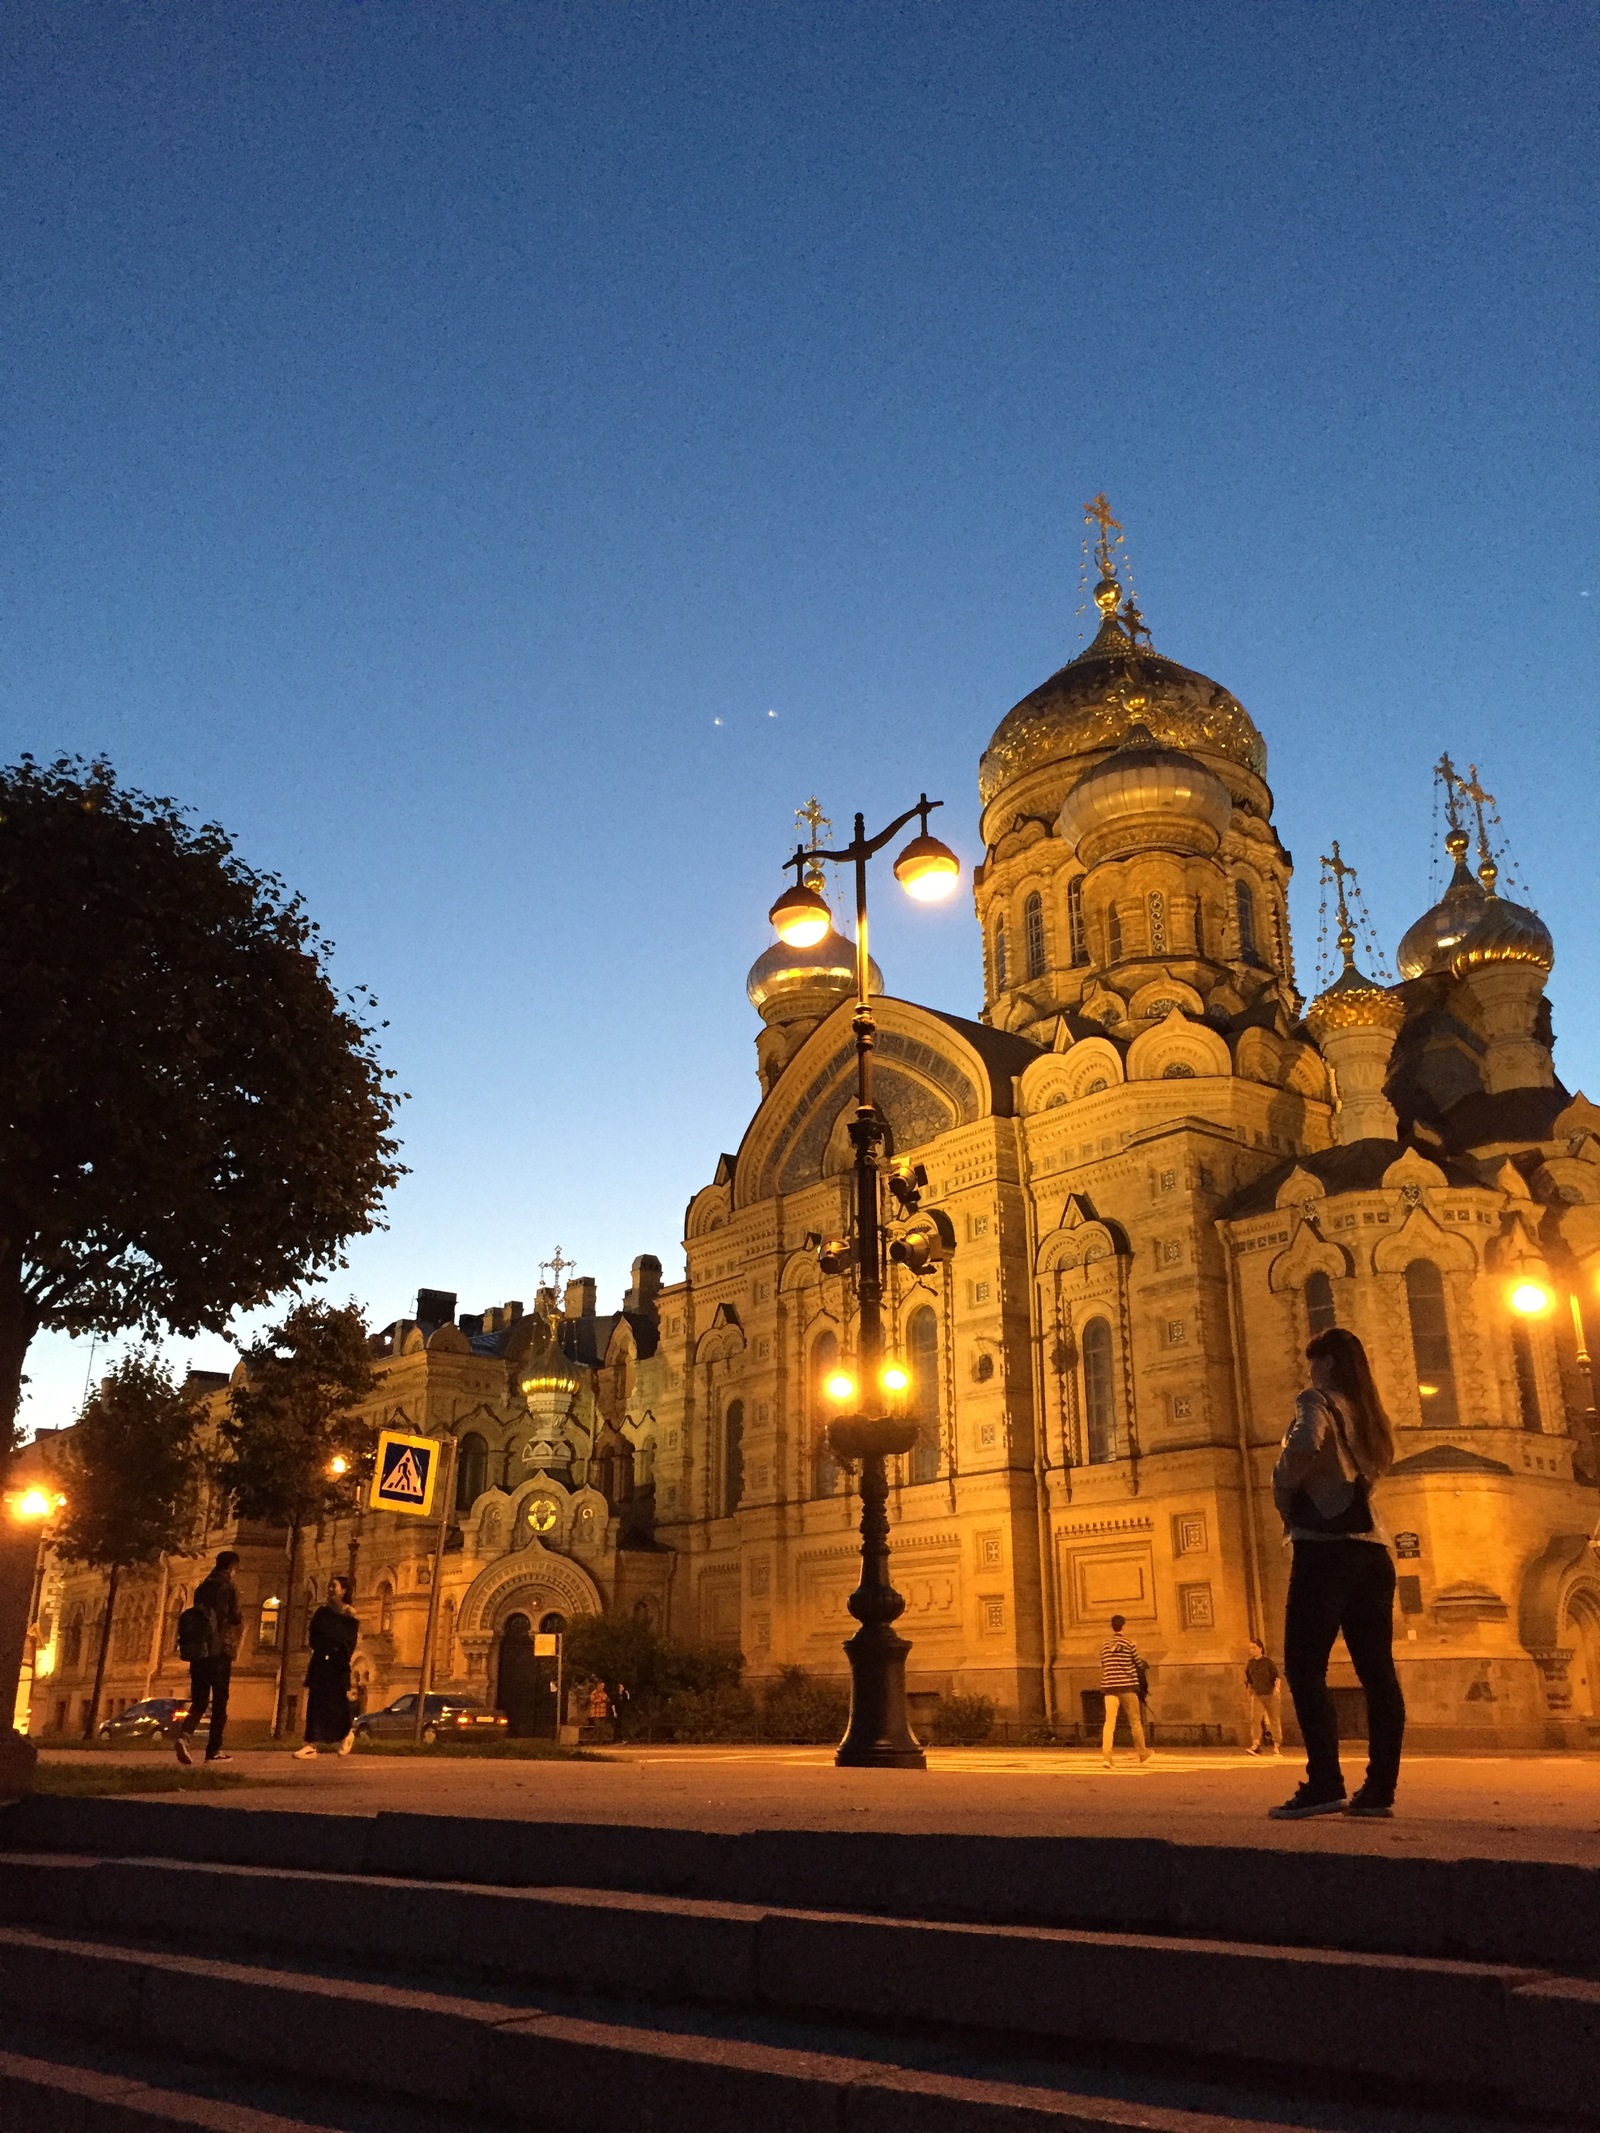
[{"xmin": 4, "ymin": 2, "xmax": 1596, "ymax": 1431}]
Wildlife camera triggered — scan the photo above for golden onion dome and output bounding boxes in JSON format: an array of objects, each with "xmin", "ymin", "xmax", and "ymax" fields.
[
  {"xmin": 1056, "ymin": 722, "xmax": 1233, "ymax": 851},
  {"xmin": 979, "ymin": 580, "xmax": 1265, "ymax": 810},
  {"xmin": 1448, "ymin": 895, "xmax": 1553, "ymax": 979},
  {"xmin": 1396, "ymin": 830, "xmax": 1487, "ymax": 979},
  {"xmin": 517, "ymin": 1318, "xmax": 579, "ymax": 1396},
  {"xmin": 746, "ymin": 926, "xmax": 883, "ymax": 1021},
  {"xmin": 1305, "ymin": 955, "xmax": 1406, "ymax": 1041}
]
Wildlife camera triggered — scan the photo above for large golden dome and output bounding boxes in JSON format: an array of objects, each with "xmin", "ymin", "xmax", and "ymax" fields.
[{"xmin": 979, "ymin": 581, "xmax": 1266, "ymax": 808}]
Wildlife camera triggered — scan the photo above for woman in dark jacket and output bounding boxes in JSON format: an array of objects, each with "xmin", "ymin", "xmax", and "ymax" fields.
[{"xmin": 294, "ymin": 1576, "xmax": 359, "ymax": 1758}]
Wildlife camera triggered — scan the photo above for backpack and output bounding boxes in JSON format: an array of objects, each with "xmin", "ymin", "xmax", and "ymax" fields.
[{"xmin": 177, "ymin": 1604, "xmax": 216, "ymax": 1663}]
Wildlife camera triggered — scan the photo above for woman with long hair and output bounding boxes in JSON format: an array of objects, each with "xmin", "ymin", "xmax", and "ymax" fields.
[
  {"xmin": 294, "ymin": 1575, "xmax": 359, "ymax": 1760},
  {"xmin": 1269, "ymin": 1326, "xmax": 1404, "ymax": 1819}
]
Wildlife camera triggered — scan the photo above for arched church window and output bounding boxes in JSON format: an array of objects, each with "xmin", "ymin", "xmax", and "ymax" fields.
[
  {"xmin": 455, "ymin": 1432, "xmax": 488, "ymax": 1511},
  {"xmin": 1511, "ymin": 1324, "xmax": 1542, "ymax": 1432},
  {"xmin": 1023, "ymin": 893, "xmax": 1046, "ymax": 980},
  {"xmin": 1404, "ymin": 1260, "xmax": 1459, "ymax": 1426},
  {"xmin": 1305, "ymin": 1270, "xmax": 1336, "ymax": 1337},
  {"xmin": 810, "ymin": 1329, "xmax": 840, "ymax": 1498},
  {"xmin": 439, "ymin": 1599, "xmax": 456, "ymax": 1676},
  {"xmin": 1068, "ymin": 877, "xmax": 1088, "ymax": 965},
  {"xmin": 906, "ymin": 1306, "xmax": 939, "ymax": 1483},
  {"xmin": 256, "ymin": 1596, "xmax": 280, "ymax": 1652},
  {"xmin": 1107, "ymin": 905, "xmax": 1123, "ymax": 963},
  {"xmin": 1147, "ymin": 890, "xmax": 1167, "ymax": 956},
  {"xmin": 1235, "ymin": 879, "xmax": 1258, "ymax": 963},
  {"xmin": 1193, "ymin": 900, "xmax": 1205, "ymax": 958},
  {"xmin": 377, "ymin": 1582, "xmax": 395, "ymax": 1636},
  {"xmin": 722, "ymin": 1399, "xmax": 745, "ymax": 1517},
  {"xmin": 1082, "ymin": 1317, "xmax": 1118, "ymax": 1463},
  {"xmin": 993, "ymin": 916, "xmax": 1008, "ymax": 992},
  {"xmin": 63, "ymin": 1609, "xmax": 83, "ymax": 1672}
]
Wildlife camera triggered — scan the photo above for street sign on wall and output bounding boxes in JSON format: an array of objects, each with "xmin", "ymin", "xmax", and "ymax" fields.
[{"xmin": 369, "ymin": 1431, "xmax": 441, "ymax": 1518}]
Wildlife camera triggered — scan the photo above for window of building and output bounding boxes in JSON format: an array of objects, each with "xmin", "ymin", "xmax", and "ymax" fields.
[
  {"xmin": 63, "ymin": 1610, "xmax": 83, "ymax": 1672},
  {"xmin": 1024, "ymin": 892, "xmax": 1045, "ymax": 979},
  {"xmin": 1082, "ymin": 1316, "xmax": 1118, "ymax": 1464},
  {"xmin": 993, "ymin": 915, "xmax": 1008, "ymax": 991},
  {"xmin": 906, "ymin": 1305, "xmax": 939, "ymax": 1483},
  {"xmin": 810, "ymin": 1329, "xmax": 841, "ymax": 1498},
  {"xmin": 257, "ymin": 1596, "xmax": 281, "ymax": 1652},
  {"xmin": 1405, "ymin": 1260, "xmax": 1460, "ymax": 1425},
  {"xmin": 1107, "ymin": 904, "xmax": 1123, "ymax": 963},
  {"xmin": 973, "ymin": 1351, "xmax": 995, "ymax": 1383},
  {"xmin": 1305, "ymin": 1270, "xmax": 1336, "ymax": 1337},
  {"xmin": 1235, "ymin": 880, "xmax": 1258, "ymax": 963},
  {"xmin": 1147, "ymin": 890, "xmax": 1167, "ymax": 955},
  {"xmin": 971, "ymin": 1279, "xmax": 991, "ymax": 1305},
  {"xmin": 377, "ymin": 1582, "xmax": 395, "ymax": 1636},
  {"xmin": 723, "ymin": 1398, "xmax": 745, "ymax": 1516},
  {"xmin": 1510, "ymin": 1324, "xmax": 1542, "ymax": 1432},
  {"xmin": 1068, "ymin": 877, "xmax": 1088, "ymax": 965},
  {"xmin": 1193, "ymin": 901, "xmax": 1205, "ymax": 958},
  {"xmin": 455, "ymin": 1431, "xmax": 488, "ymax": 1512}
]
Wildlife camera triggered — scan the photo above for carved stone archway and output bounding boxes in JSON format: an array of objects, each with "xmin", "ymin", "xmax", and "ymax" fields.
[{"xmin": 454, "ymin": 1542, "xmax": 603, "ymax": 1688}]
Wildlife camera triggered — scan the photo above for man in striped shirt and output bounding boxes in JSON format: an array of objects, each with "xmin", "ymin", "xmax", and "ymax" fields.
[{"xmin": 1099, "ymin": 1615, "xmax": 1152, "ymax": 1768}]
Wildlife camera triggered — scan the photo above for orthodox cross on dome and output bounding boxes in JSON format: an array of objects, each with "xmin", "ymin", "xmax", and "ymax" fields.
[
  {"xmin": 1433, "ymin": 751, "xmax": 1464, "ymax": 834},
  {"xmin": 539, "ymin": 1246, "xmax": 575, "ymax": 1293},
  {"xmin": 1459, "ymin": 763, "xmax": 1500, "ymax": 892},
  {"xmin": 1316, "ymin": 839, "xmax": 1391, "ymax": 987},
  {"xmin": 1320, "ymin": 839, "xmax": 1358, "ymax": 964},
  {"xmin": 1083, "ymin": 492, "xmax": 1123, "ymax": 578},
  {"xmin": 795, "ymin": 795, "xmax": 833, "ymax": 893}
]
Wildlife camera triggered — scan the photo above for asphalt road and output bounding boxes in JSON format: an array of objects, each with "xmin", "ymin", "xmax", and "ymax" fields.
[{"xmin": 37, "ymin": 1742, "xmax": 1600, "ymax": 1864}]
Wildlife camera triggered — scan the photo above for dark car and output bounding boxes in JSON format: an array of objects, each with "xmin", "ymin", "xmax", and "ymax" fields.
[
  {"xmin": 351, "ymin": 1693, "xmax": 508, "ymax": 1744},
  {"xmin": 96, "ymin": 1698, "xmax": 189, "ymax": 1743}
]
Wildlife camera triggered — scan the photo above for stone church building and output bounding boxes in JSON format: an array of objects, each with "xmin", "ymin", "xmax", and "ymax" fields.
[{"xmin": 30, "ymin": 532, "xmax": 1600, "ymax": 1750}]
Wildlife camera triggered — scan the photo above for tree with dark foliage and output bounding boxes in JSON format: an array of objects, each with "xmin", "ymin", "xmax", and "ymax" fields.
[
  {"xmin": 220, "ymin": 1300, "xmax": 375, "ymax": 1734},
  {"xmin": 56, "ymin": 1352, "xmax": 206, "ymax": 1738},
  {"xmin": 0, "ymin": 755, "xmax": 403, "ymax": 1451}
]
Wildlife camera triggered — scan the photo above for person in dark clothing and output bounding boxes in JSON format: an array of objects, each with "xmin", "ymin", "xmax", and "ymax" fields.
[
  {"xmin": 294, "ymin": 1576, "xmax": 359, "ymax": 1758},
  {"xmin": 1269, "ymin": 1327, "xmax": 1405, "ymax": 1821},
  {"xmin": 175, "ymin": 1550, "xmax": 242, "ymax": 1765},
  {"xmin": 1243, "ymin": 1639, "xmax": 1283, "ymax": 1755}
]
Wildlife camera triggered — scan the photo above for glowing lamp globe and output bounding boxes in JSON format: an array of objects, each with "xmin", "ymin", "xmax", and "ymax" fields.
[
  {"xmin": 879, "ymin": 1360, "xmax": 911, "ymax": 1394},
  {"xmin": 8, "ymin": 1487, "xmax": 53, "ymax": 1522},
  {"xmin": 328, "ymin": 1455, "xmax": 349, "ymax": 1478},
  {"xmin": 1510, "ymin": 1280, "xmax": 1554, "ymax": 1316},
  {"xmin": 769, "ymin": 881, "xmax": 833, "ymax": 948},
  {"xmin": 823, "ymin": 1369, "xmax": 859, "ymax": 1404},
  {"xmin": 893, "ymin": 832, "xmax": 960, "ymax": 903}
]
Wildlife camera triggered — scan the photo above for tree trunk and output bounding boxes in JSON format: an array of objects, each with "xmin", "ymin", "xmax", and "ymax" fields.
[
  {"xmin": 83, "ymin": 1561, "xmax": 121, "ymax": 1740},
  {"xmin": 272, "ymin": 1520, "xmax": 303, "ymax": 1739},
  {"xmin": 0, "ymin": 1254, "xmax": 41, "ymax": 1462}
]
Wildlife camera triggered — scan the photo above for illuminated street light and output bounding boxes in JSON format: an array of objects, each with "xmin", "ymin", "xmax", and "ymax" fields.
[
  {"xmin": 879, "ymin": 1360, "xmax": 910, "ymax": 1395},
  {"xmin": 892, "ymin": 829, "xmax": 960, "ymax": 902},
  {"xmin": 824, "ymin": 1369, "xmax": 859, "ymax": 1405},
  {"xmin": 1509, "ymin": 1280, "xmax": 1554, "ymax": 1316},
  {"xmin": 327, "ymin": 1455, "xmax": 349, "ymax": 1478},
  {"xmin": 5, "ymin": 1488, "xmax": 56, "ymax": 1523},
  {"xmin": 768, "ymin": 879, "xmax": 833, "ymax": 949}
]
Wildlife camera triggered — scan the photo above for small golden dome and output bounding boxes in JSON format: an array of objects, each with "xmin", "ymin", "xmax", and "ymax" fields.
[
  {"xmin": 1396, "ymin": 832, "xmax": 1486, "ymax": 980},
  {"xmin": 1306, "ymin": 956, "xmax": 1406, "ymax": 1040},
  {"xmin": 1056, "ymin": 722, "xmax": 1233, "ymax": 850},
  {"xmin": 746, "ymin": 927, "xmax": 883, "ymax": 1020},
  {"xmin": 1448, "ymin": 895, "xmax": 1553, "ymax": 979},
  {"xmin": 518, "ymin": 1317, "xmax": 578, "ymax": 1395},
  {"xmin": 979, "ymin": 584, "xmax": 1265, "ymax": 809}
]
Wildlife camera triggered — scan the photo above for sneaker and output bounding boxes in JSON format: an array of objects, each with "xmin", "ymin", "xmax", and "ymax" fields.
[
  {"xmin": 292, "ymin": 1745, "xmax": 317, "ymax": 1760},
  {"xmin": 1138, "ymin": 1751, "xmax": 1153, "ymax": 1764},
  {"xmin": 1267, "ymin": 1784, "xmax": 1347, "ymax": 1820},
  {"xmin": 1346, "ymin": 1790, "xmax": 1393, "ymax": 1819},
  {"xmin": 174, "ymin": 1735, "xmax": 193, "ymax": 1767},
  {"xmin": 204, "ymin": 1752, "xmax": 233, "ymax": 1764},
  {"xmin": 337, "ymin": 1731, "xmax": 354, "ymax": 1756},
  {"xmin": 1102, "ymin": 1758, "xmax": 1114, "ymax": 1769},
  {"xmin": 1246, "ymin": 1745, "xmax": 1263, "ymax": 1756}
]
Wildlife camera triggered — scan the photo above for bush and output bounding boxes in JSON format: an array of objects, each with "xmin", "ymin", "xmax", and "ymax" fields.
[
  {"xmin": 659, "ymin": 1684, "xmax": 760, "ymax": 1742},
  {"xmin": 562, "ymin": 1615, "xmax": 744, "ymax": 1737},
  {"xmin": 927, "ymin": 1693, "xmax": 997, "ymax": 1746},
  {"xmin": 760, "ymin": 1666, "xmax": 849, "ymax": 1744}
]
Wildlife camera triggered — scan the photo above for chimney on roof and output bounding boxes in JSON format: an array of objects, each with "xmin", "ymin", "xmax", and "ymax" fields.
[
  {"xmin": 625, "ymin": 1255, "xmax": 663, "ymax": 1317},
  {"xmin": 564, "ymin": 1277, "xmax": 597, "ymax": 1320},
  {"xmin": 415, "ymin": 1288, "xmax": 457, "ymax": 1327}
]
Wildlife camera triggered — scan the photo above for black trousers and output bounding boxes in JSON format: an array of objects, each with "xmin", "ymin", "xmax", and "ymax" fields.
[
  {"xmin": 181, "ymin": 1655, "xmax": 231, "ymax": 1759},
  {"xmin": 1284, "ymin": 1540, "xmax": 1405, "ymax": 1803}
]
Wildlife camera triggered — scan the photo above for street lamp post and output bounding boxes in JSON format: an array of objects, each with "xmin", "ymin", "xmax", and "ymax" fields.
[{"xmin": 768, "ymin": 795, "xmax": 959, "ymax": 1768}]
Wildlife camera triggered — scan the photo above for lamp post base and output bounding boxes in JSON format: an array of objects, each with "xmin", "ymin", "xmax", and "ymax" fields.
[{"xmin": 836, "ymin": 1619, "xmax": 926, "ymax": 1768}]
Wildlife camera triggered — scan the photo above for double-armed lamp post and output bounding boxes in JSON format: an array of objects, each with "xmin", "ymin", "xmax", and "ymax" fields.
[{"xmin": 768, "ymin": 795, "xmax": 959, "ymax": 1768}]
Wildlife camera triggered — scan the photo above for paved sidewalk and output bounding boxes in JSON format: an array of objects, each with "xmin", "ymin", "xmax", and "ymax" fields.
[{"xmin": 35, "ymin": 1742, "xmax": 1600, "ymax": 1865}]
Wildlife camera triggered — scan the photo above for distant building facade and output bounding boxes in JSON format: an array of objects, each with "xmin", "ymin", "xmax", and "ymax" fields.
[{"xmin": 30, "ymin": 532, "xmax": 1600, "ymax": 1749}]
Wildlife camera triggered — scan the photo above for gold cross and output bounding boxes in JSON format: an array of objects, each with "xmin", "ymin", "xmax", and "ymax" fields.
[
  {"xmin": 795, "ymin": 796, "xmax": 831, "ymax": 852},
  {"xmin": 1083, "ymin": 492, "xmax": 1122, "ymax": 576},
  {"xmin": 1433, "ymin": 751, "xmax": 1463, "ymax": 832},
  {"xmin": 1320, "ymin": 839, "xmax": 1358, "ymax": 946},
  {"xmin": 540, "ymin": 1247, "xmax": 574, "ymax": 1292},
  {"xmin": 1460, "ymin": 763, "xmax": 1498, "ymax": 883}
]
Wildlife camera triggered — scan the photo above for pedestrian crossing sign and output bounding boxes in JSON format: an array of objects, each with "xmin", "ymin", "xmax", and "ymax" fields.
[{"xmin": 370, "ymin": 1430, "xmax": 440, "ymax": 1518}]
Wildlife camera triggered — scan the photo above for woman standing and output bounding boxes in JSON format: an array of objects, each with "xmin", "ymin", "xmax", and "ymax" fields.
[
  {"xmin": 1269, "ymin": 1327, "xmax": 1404, "ymax": 1820},
  {"xmin": 294, "ymin": 1576, "xmax": 359, "ymax": 1759}
]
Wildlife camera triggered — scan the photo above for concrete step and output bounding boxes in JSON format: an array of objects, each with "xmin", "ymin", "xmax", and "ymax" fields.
[
  {"xmin": 0, "ymin": 2038, "xmax": 399, "ymax": 2131},
  {"xmin": 0, "ymin": 1923, "xmax": 1566, "ymax": 2133},
  {"xmin": 1, "ymin": 1857, "xmax": 1598, "ymax": 2120},
  {"xmin": 8, "ymin": 1794, "xmax": 1599, "ymax": 1970}
]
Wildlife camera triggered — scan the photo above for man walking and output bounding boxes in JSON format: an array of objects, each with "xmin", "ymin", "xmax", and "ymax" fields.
[
  {"xmin": 1099, "ymin": 1614, "xmax": 1152, "ymax": 1768},
  {"xmin": 1244, "ymin": 1637, "xmax": 1284, "ymax": 1755},
  {"xmin": 175, "ymin": 1550, "xmax": 243, "ymax": 1765}
]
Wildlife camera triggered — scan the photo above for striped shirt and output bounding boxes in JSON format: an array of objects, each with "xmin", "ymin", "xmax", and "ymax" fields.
[{"xmin": 1099, "ymin": 1635, "xmax": 1142, "ymax": 1691}]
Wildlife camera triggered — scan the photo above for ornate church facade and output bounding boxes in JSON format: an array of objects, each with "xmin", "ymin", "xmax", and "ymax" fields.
[{"xmin": 30, "ymin": 516, "xmax": 1600, "ymax": 1750}]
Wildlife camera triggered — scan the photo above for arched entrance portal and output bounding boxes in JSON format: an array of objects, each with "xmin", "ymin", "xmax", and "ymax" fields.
[
  {"xmin": 1568, "ymin": 1589, "xmax": 1600, "ymax": 1722},
  {"xmin": 495, "ymin": 1614, "xmax": 540, "ymax": 1737}
]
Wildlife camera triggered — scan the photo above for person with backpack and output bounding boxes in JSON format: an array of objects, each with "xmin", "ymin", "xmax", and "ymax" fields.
[
  {"xmin": 1098, "ymin": 1614, "xmax": 1153, "ymax": 1768},
  {"xmin": 174, "ymin": 1550, "xmax": 243, "ymax": 1765},
  {"xmin": 293, "ymin": 1576, "xmax": 360, "ymax": 1759},
  {"xmin": 1269, "ymin": 1326, "xmax": 1404, "ymax": 1821},
  {"xmin": 1243, "ymin": 1638, "xmax": 1283, "ymax": 1755}
]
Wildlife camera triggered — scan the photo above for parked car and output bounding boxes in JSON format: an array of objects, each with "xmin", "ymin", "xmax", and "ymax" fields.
[
  {"xmin": 95, "ymin": 1698, "xmax": 189, "ymax": 1743},
  {"xmin": 351, "ymin": 1693, "xmax": 508, "ymax": 1744}
]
